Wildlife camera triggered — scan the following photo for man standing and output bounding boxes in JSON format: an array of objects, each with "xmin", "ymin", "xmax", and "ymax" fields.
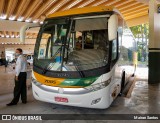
[
  {"xmin": 7, "ymin": 48, "xmax": 27, "ymax": 106},
  {"xmin": 1, "ymin": 51, "xmax": 5, "ymax": 60},
  {"xmin": 1, "ymin": 51, "xmax": 6, "ymax": 65}
]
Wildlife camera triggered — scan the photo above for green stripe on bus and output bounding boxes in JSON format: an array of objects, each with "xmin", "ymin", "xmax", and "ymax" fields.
[{"xmin": 60, "ymin": 76, "xmax": 99, "ymax": 87}]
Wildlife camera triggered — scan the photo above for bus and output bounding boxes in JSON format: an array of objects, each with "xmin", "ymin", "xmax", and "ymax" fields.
[{"xmin": 21, "ymin": 6, "xmax": 135, "ymax": 109}]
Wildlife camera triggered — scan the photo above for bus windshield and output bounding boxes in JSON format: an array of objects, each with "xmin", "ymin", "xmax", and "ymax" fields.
[{"xmin": 34, "ymin": 17, "xmax": 109, "ymax": 74}]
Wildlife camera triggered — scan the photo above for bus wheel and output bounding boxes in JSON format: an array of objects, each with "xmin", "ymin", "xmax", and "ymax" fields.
[{"xmin": 119, "ymin": 71, "xmax": 125, "ymax": 96}]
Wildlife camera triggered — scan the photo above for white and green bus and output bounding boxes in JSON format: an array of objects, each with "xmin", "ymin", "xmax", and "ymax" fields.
[{"xmin": 21, "ymin": 6, "xmax": 135, "ymax": 109}]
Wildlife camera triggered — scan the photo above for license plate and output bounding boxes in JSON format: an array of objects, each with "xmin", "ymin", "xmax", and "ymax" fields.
[{"xmin": 55, "ymin": 97, "xmax": 68, "ymax": 103}]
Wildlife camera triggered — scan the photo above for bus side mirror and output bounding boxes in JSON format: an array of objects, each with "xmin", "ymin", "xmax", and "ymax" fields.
[
  {"xmin": 20, "ymin": 23, "xmax": 40, "ymax": 43},
  {"xmin": 108, "ymin": 14, "xmax": 118, "ymax": 41}
]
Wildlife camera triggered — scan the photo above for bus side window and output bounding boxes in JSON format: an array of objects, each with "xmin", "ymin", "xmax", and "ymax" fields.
[{"xmin": 112, "ymin": 39, "xmax": 117, "ymax": 61}]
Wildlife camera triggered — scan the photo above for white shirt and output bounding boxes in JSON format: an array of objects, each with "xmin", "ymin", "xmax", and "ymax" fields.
[{"xmin": 15, "ymin": 54, "xmax": 27, "ymax": 76}]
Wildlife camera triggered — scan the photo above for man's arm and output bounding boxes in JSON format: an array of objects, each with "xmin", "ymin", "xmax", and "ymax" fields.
[{"xmin": 15, "ymin": 57, "xmax": 22, "ymax": 81}]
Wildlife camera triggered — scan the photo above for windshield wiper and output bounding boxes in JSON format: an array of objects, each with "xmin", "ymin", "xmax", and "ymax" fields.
[
  {"xmin": 42, "ymin": 60, "xmax": 51, "ymax": 74},
  {"xmin": 42, "ymin": 62, "xmax": 55, "ymax": 74},
  {"xmin": 71, "ymin": 59, "xmax": 85, "ymax": 78},
  {"xmin": 42, "ymin": 47, "xmax": 62, "ymax": 74}
]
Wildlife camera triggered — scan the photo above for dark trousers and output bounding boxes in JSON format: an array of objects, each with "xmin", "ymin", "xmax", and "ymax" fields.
[{"xmin": 11, "ymin": 72, "xmax": 27, "ymax": 103}]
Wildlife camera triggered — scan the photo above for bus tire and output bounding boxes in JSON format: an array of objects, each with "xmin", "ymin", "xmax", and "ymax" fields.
[{"xmin": 119, "ymin": 71, "xmax": 125, "ymax": 96}]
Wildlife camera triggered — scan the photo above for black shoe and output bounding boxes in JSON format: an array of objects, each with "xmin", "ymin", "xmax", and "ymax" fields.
[
  {"xmin": 6, "ymin": 102, "xmax": 17, "ymax": 106},
  {"xmin": 22, "ymin": 101, "xmax": 27, "ymax": 104}
]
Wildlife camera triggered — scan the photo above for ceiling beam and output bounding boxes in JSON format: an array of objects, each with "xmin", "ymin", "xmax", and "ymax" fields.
[
  {"xmin": 45, "ymin": 0, "xmax": 64, "ymax": 16},
  {"xmin": 50, "ymin": 0, "xmax": 72, "ymax": 13},
  {"xmin": 85, "ymin": 0, "xmax": 101, "ymax": 7},
  {"xmin": 14, "ymin": 32, "xmax": 18, "ymax": 37},
  {"xmin": 105, "ymin": 0, "xmax": 122, "ymax": 6},
  {"xmin": 71, "ymin": 0, "xmax": 91, "ymax": 8},
  {"xmin": 94, "ymin": 0, "xmax": 114, "ymax": 6},
  {"xmin": 32, "ymin": 33, "xmax": 38, "ymax": 39},
  {"xmin": 32, "ymin": 0, "xmax": 58, "ymax": 21},
  {"xmin": 117, "ymin": 1, "xmax": 138, "ymax": 10},
  {"xmin": 3, "ymin": 31, "xmax": 6, "ymax": 36},
  {"xmin": 77, "ymin": 0, "xmax": 95, "ymax": 8},
  {"xmin": 114, "ymin": 0, "xmax": 135, "ymax": 7},
  {"xmin": 120, "ymin": 4, "xmax": 148, "ymax": 13},
  {"xmin": 91, "ymin": 0, "xmax": 108, "ymax": 6},
  {"xmin": 8, "ymin": 31, "xmax": 12, "ymax": 37},
  {"xmin": 55, "ymin": 0, "xmax": 73, "ymax": 12},
  {"xmin": 111, "ymin": 0, "xmax": 133, "ymax": 7},
  {"xmin": 23, "ymin": 0, "xmax": 43, "ymax": 21},
  {"xmin": 126, "ymin": 14, "xmax": 148, "ymax": 27},
  {"xmin": 125, "ymin": 11, "xmax": 148, "ymax": 20},
  {"xmin": 6, "ymin": 0, "xmax": 18, "ymax": 19},
  {"xmin": 15, "ymin": 0, "xmax": 31, "ymax": 20},
  {"xmin": 121, "ymin": 6, "xmax": 148, "ymax": 14},
  {"xmin": 123, "ymin": 8, "xmax": 148, "ymax": 17},
  {"xmin": 0, "ymin": 0, "xmax": 5, "ymax": 15},
  {"xmin": 63, "ymin": 0, "xmax": 84, "ymax": 11}
]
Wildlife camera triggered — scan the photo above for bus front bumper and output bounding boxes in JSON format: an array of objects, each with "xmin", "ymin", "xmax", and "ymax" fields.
[{"xmin": 32, "ymin": 82, "xmax": 111, "ymax": 109}]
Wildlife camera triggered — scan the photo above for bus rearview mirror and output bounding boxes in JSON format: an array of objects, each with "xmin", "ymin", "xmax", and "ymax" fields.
[{"xmin": 108, "ymin": 14, "xmax": 118, "ymax": 41}]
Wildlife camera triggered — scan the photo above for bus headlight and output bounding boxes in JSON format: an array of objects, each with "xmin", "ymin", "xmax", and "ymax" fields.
[{"xmin": 84, "ymin": 78, "xmax": 111, "ymax": 92}]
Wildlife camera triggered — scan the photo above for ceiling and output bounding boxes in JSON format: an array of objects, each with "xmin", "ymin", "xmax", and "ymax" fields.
[{"xmin": 0, "ymin": 0, "xmax": 149, "ymax": 44}]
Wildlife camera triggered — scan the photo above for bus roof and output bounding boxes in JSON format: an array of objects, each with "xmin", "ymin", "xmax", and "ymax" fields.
[{"xmin": 47, "ymin": 6, "xmax": 113, "ymax": 19}]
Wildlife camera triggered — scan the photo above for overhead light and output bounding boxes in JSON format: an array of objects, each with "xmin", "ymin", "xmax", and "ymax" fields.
[
  {"xmin": 33, "ymin": 20, "xmax": 38, "ymax": 23},
  {"xmin": 40, "ymin": 21, "xmax": 43, "ymax": 24},
  {"xmin": 0, "ymin": 14, "xmax": 7, "ymax": 19},
  {"xmin": 25, "ymin": 18, "xmax": 31, "ymax": 22},
  {"xmin": 16, "ymin": 35, "xmax": 20, "ymax": 38},
  {"xmin": 6, "ymin": 35, "xmax": 9, "ymax": 38},
  {"xmin": 9, "ymin": 16, "xmax": 16, "ymax": 20},
  {"xmin": 2, "ymin": 43, "xmax": 4, "ymax": 44},
  {"xmin": 1, "ymin": 35, "xmax": 5, "ymax": 37},
  {"xmin": 11, "ymin": 35, "xmax": 15, "ymax": 38},
  {"xmin": 17, "ymin": 17, "xmax": 24, "ymax": 21}
]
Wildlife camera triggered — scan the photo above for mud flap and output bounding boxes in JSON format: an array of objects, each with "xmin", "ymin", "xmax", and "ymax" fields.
[{"xmin": 120, "ymin": 76, "xmax": 136, "ymax": 98}]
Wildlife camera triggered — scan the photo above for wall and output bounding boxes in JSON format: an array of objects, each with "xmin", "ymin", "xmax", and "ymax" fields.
[{"xmin": 0, "ymin": 44, "xmax": 35, "ymax": 54}]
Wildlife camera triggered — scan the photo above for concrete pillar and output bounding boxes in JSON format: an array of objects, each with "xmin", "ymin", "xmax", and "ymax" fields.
[{"xmin": 149, "ymin": 0, "xmax": 160, "ymax": 84}]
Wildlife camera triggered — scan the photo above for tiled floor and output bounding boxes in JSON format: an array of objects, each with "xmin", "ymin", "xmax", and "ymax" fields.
[{"xmin": 0, "ymin": 66, "xmax": 160, "ymax": 123}]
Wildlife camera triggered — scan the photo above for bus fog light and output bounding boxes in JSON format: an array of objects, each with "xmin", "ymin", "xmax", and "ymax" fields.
[{"xmin": 91, "ymin": 98, "xmax": 101, "ymax": 105}]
